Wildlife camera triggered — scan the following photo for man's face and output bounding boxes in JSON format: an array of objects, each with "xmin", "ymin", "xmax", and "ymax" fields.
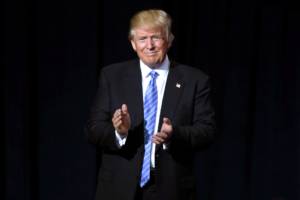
[{"xmin": 130, "ymin": 26, "xmax": 169, "ymax": 68}]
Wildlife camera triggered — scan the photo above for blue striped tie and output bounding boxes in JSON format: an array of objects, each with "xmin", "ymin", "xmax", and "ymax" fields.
[{"xmin": 140, "ymin": 71, "xmax": 158, "ymax": 187}]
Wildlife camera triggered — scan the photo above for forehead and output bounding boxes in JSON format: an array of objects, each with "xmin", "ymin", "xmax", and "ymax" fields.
[{"xmin": 133, "ymin": 26, "xmax": 164, "ymax": 36}]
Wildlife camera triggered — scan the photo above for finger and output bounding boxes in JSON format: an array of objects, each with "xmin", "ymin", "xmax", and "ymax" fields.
[
  {"xmin": 113, "ymin": 109, "xmax": 121, "ymax": 118},
  {"xmin": 112, "ymin": 115, "xmax": 122, "ymax": 125},
  {"xmin": 156, "ymin": 132, "xmax": 167, "ymax": 139},
  {"xmin": 153, "ymin": 135, "xmax": 164, "ymax": 144},
  {"xmin": 113, "ymin": 114, "xmax": 122, "ymax": 121},
  {"xmin": 152, "ymin": 137, "xmax": 160, "ymax": 144},
  {"xmin": 114, "ymin": 120, "xmax": 122, "ymax": 128},
  {"xmin": 152, "ymin": 136, "xmax": 161, "ymax": 144},
  {"xmin": 163, "ymin": 132, "xmax": 169, "ymax": 138}
]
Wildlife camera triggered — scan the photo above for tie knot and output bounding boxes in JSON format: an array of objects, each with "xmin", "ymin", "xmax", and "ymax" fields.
[{"xmin": 149, "ymin": 71, "xmax": 158, "ymax": 79}]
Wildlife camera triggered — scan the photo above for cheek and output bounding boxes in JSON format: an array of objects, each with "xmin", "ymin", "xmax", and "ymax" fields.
[
  {"xmin": 136, "ymin": 45, "xmax": 145, "ymax": 52},
  {"xmin": 157, "ymin": 43, "xmax": 168, "ymax": 52}
]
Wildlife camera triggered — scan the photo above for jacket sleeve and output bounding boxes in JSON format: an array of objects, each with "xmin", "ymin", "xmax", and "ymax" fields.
[{"xmin": 86, "ymin": 70, "xmax": 120, "ymax": 151}]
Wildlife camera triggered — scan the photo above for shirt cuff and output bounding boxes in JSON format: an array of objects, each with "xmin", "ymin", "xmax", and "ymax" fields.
[
  {"xmin": 163, "ymin": 143, "xmax": 169, "ymax": 150},
  {"xmin": 115, "ymin": 131, "xmax": 127, "ymax": 148}
]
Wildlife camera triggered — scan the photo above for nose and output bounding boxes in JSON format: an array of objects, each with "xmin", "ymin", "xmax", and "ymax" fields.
[{"xmin": 146, "ymin": 38, "xmax": 154, "ymax": 49}]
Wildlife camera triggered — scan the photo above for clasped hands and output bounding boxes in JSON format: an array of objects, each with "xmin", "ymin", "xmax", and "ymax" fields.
[{"xmin": 112, "ymin": 104, "xmax": 173, "ymax": 144}]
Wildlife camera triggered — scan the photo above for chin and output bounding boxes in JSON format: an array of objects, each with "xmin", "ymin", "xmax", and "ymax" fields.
[{"xmin": 148, "ymin": 58, "xmax": 162, "ymax": 64}]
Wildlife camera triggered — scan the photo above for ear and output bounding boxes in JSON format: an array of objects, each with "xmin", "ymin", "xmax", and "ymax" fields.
[
  {"xmin": 167, "ymin": 41, "xmax": 172, "ymax": 48},
  {"xmin": 130, "ymin": 40, "xmax": 137, "ymax": 51},
  {"xmin": 167, "ymin": 35, "xmax": 174, "ymax": 48}
]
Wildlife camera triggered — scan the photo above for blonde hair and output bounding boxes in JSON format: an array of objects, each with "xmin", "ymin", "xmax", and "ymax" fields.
[{"xmin": 129, "ymin": 9, "xmax": 174, "ymax": 45}]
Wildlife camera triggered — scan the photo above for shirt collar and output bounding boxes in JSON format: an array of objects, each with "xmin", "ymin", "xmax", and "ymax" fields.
[{"xmin": 140, "ymin": 55, "xmax": 170, "ymax": 79}]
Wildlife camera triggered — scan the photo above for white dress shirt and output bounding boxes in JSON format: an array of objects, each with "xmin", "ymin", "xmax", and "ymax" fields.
[{"xmin": 115, "ymin": 56, "xmax": 170, "ymax": 168}]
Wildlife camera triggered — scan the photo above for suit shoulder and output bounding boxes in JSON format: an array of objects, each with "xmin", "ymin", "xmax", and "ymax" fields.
[
  {"xmin": 101, "ymin": 59, "xmax": 139, "ymax": 75},
  {"xmin": 173, "ymin": 62, "xmax": 210, "ymax": 80}
]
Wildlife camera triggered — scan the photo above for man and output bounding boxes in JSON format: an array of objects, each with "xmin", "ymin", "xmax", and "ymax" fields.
[{"xmin": 86, "ymin": 9, "xmax": 215, "ymax": 200}]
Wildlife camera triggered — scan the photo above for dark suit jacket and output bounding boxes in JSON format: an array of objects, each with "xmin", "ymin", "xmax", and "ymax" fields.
[{"xmin": 86, "ymin": 59, "xmax": 215, "ymax": 200}]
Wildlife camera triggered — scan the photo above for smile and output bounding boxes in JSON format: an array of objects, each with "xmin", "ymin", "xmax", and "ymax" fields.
[{"xmin": 145, "ymin": 52, "xmax": 158, "ymax": 55}]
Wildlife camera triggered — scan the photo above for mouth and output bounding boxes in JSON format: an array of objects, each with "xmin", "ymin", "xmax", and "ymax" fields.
[{"xmin": 145, "ymin": 51, "xmax": 158, "ymax": 56}]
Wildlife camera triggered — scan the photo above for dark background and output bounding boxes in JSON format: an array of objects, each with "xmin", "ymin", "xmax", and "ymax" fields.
[{"xmin": 4, "ymin": 0, "xmax": 300, "ymax": 200}]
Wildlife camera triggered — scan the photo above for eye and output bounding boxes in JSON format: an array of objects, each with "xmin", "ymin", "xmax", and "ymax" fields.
[
  {"xmin": 138, "ymin": 37, "xmax": 147, "ymax": 42},
  {"xmin": 152, "ymin": 35, "xmax": 163, "ymax": 41}
]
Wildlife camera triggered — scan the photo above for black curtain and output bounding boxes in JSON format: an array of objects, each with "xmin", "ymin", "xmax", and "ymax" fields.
[{"xmin": 4, "ymin": 0, "xmax": 300, "ymax": 200}]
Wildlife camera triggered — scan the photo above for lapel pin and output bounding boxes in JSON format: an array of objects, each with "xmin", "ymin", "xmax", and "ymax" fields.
[{"xmin": 176, "ymin": 83, "xmax": 181, "ymax": 88}]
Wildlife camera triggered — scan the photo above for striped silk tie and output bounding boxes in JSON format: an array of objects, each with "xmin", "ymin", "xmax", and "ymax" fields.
[{"xmin": 140, "ymin": 71, "xmax": 158, "ymax": 187}]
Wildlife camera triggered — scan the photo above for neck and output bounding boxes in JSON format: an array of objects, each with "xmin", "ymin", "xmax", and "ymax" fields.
[{"xmin": 144, "ymin": 55, "xmax": 168, "ymax": 69}]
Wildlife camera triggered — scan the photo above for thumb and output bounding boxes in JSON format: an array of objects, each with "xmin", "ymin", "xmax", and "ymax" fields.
[
  {"xmin": 163, "ymin": 117, "xmax": 171, "ymax": 125},
  {"xmin": 121, "ymin": 104, "xmax": 128, "ymax": 114}
]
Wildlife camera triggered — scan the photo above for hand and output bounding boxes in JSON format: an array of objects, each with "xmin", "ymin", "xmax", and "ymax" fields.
[
  {"xmin": 112, "ymin": 104, "xmax": 131, "ymax": 136},
  {"xmin": 152, "ymin": 117, "xmax": 173, "ymax": 145}
]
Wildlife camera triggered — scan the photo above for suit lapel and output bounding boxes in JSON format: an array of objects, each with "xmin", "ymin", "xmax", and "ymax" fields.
[
  {"xmin": 121, "ymin": 60, "xmax": 144, "ymax": 125},
  {"xmin": 159, "ymin": 62, "xmax": 184, "ymax": 130}
]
